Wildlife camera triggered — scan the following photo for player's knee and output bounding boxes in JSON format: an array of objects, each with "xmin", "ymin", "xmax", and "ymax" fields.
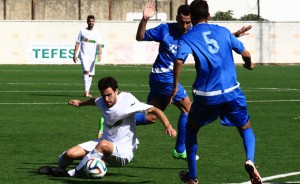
[
  {"xmin": 65, "ymin": 146, "xmax": 85, "ymax": 159},
  {"xmin": 180, "ymin": 99, "xmax": 192, "ymax": 113},
  {"xmin": 65, "ymin": 149, "xmax": 76, "ymax": 159},
  {"xmin": 237, "ymin": 121, "xmax": 251, "ymax": 131},
  {"xmin": 96, "ymin": 140, "xmax": 113, "ymax": 155},
  {"xmin": 83, "ymin": 71, "xmax": 90, "ymax": 75}
]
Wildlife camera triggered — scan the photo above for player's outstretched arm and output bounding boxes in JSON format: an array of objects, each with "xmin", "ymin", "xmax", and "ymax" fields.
[
  {"xmin": 136, "ymin": 0, "xmax": 156, "ymax": 41},
  {"xmin": 68, "ymin": 98, "xmax": 96, "ymax": 107},
  {"xmin": 233, "ymin": 25, "xmax": 252, "ymax": 37},
  {"xmin": 168, "ymin": 59, "xmax": 183, "ymax": 106},
  {"xmin": 241, "ymin": 50, "xmax": 255, "ymax": 70},
  {"xmin": 146, "ymin": 107, "xmax": 177, "ymax": 137},
  {"xmin": 73, "ymin": 42, "xmax": 80, "ymax": 63},
  {"xmin": 97, "ymin": 44, "xmax": 102, "ymax": 63}
]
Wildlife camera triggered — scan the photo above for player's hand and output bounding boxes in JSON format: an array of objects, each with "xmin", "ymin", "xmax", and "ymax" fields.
[
  {"xmin": 234, "ymin": 25, "xmax": 252, "ymax": 37},
  {"xmin": 167, "ymin": 87, "xmax": 178, "ymax": 106},
  {"xmin": 68, "ymin": 99, "xmax": 81, "ymax": 106},
  {"xmin": 98, "ymin": 54, "xmax": 102, "ymax": 62},
  {"xmin": 243, "ymin": 61, "xmax": 255, "ymax": 70},
  {"xmin": 73, "ymin": 56, "xmax": 77, "ymax": 63},
  {"xmin": 143, "ymin": 0, "xmax": 156, "ymax": 20},
  {"xmin": 165, "ymin": 127, "xmax": 177, "ymax": 137}
]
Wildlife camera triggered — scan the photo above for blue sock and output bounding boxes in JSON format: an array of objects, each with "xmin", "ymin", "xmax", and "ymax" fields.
[
  {"xmin": 240, "ymin": 128, "xmax": 256, "ymax": 162},
  {"xmin": 175, "ymin": 113, "xmax": 188, "ymax": 153},
  {"xmin": 135, "ymin": 112, "xmax": 147, "ymax": 126},
  {"xmin": 186, "ymin": 124, "xmax": 198, "ymax": 180}
]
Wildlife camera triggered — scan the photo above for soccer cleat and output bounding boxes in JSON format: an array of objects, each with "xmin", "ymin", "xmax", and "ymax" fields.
[
  {"xmin": 244, "ymin": 160, "xmax": 262, "ymax": 184},
  {"xmin": 173, "ymin": 149, "xmax": 187, "ymax": 160},
  {"xmin": 51, "ymin": 167, "xmax": 70, "ymax": 177},
  {"xmin": 172, "ymin": 149, "xmax": 199, "ymax": 160},
  {"xmin": 97, "ymin": 117, "xmax": 104, "ymax": 138},
  {"xmin": 179, "ymin": 170, "xmax": 198, "ymax": 184},
  {"xmin": 38, "ymin": 166, "xmax": 54, "ymax": 175},
  {"xmin": 97, "ymin": 130, "xmax": 103, "ymax": 139},
  {"xmin": 83, "ymin": 92, "xmax": 92, "ymax": 97}
]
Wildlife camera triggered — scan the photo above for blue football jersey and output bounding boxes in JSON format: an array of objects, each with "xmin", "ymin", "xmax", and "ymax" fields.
[
  {"xmin": 143, "ymin": 23, "xmax": 184, "ymax": 83},
  {"xmin": 176, "ymin": 23, "xmax": 245, "ymax": 104}
]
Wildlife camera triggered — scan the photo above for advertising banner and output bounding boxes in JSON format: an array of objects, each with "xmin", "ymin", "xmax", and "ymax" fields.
[{"xmin": 28, "ymin": 43, "xmax": 74, "ymax": 64}]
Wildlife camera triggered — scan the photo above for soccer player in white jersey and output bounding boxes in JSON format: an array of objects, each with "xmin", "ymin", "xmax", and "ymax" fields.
[
  {"xmin": 38, "ymin": 77, "xmax": 177, "ymax": 177},
  {"xmin": 73, "ymin": 15, "xmax": 103, "ymax": 97}
]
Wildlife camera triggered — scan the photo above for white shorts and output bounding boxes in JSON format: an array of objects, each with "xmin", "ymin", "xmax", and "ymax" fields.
[
  {"xmin": 79, "ymin": 58, "xmax": 95, "ymax": 75},
  {"xmin": 78, "ymin": 139, "xmax": 133, "ymax": 167},
  {"xmin": 78, "ymin": 139, "xmax": 99, "ymax": 152}
]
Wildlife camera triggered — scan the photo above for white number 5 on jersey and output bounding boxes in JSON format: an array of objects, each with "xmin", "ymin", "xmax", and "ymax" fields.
[{"xmin": 202, "ymin": 31, "xmax": 219, "ymax": 54}]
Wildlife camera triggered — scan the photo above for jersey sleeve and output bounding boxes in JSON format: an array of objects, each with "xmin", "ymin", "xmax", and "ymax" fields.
[
  {"xmin": 176, "ymin": 39, "xmax": 193, "ymax": 63},
  {"xmin": 100, "ymin": 93, "xmax": 153, "ymax": 126},
  {"xmin": 143, "ymin": 23, "xmax": 166, "ymax": 42},
  {"xmin": 76, "ymin": 30, "xmax": 82, "ymax": 43},
  {"xmin": 230, "ymin": 33, "xmax": 245, "ymax": 54},
  {"xmin": 123, "ymin": 93, "xmax": 153, "ymax": 114},
  {"xmin": 96, "ymin": 31, "xmax": 102, "ymax": 46}
]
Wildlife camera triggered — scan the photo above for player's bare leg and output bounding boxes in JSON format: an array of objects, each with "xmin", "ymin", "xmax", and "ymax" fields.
[{"xmin": 58, "ymin": 146, "xmax": 87, "ymax": 169}]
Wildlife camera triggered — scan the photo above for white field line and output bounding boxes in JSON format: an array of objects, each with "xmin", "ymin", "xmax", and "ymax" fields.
[
  {"xmin": 0, "ymin": 103, "xmax": 67, "ymax": 105},
  {"xmin": 247, "ymin": 99, "xmax": 300, "ymax": 102},
  {"xmin": 0, "ymin": 90, "xmax": 148, "ymax": 93},
  {"xmin": 1, "ymin": 82, "xmax": 149, "ymax": 86},
  {"xmin": 0, "ymin": 69, "xmax": 152, "ymax": 72},
  {"xmin": 0, "ymin": 88, "xmax": 300, "ymax": 104},
  {"xmin": 1, "ymin": 99, "xmax": 300, "ymax": 105},
  {"xmin": 236, "ymin": 171, "xmax": 300, "ymax": 184},
  {"xmin": 1, "ymin": 83, "xmax": 300, "ymax": 90}
]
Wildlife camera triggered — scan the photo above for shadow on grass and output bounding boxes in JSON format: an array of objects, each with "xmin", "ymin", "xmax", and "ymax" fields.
[
  {"xmin": 23, "ymin": 162, "xmax": 183, "ymax": 183},
  {"xmin": 50, "ymin": 175, "xmax": 154, "ymax": 184},
  {"xmin": 27, "ymin": 168, "xmax": 153, "ymax": 184},
  {"xmin": 126, "ymin": 165, "xmax": 184, "ymax": 170}
]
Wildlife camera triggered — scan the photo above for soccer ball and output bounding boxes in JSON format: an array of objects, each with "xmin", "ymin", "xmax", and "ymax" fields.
[{"xmin": 84, "ymin": 158, "xmax": 107, "ymax": 178}]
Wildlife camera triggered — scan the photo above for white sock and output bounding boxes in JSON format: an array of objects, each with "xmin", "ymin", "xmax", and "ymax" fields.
[
  {"xmin": 58, "ymin": 151, "xmax": 73, "ymax": 169},
  {"xmin": 83, "ymin": 74, "xmax": 89, "ymax": 92},
  {"xmin": 75, "ymin": 148, "xmax": 103, "ymax": 171},
  {"xmin": 68, "ymin": 169, "xmax": 76, "ymax": 177},
  {"xmin": 89, "ymin": 76, "xmax": 93, "ymax": 91}
]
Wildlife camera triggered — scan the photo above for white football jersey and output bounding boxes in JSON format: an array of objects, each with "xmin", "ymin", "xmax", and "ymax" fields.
[
  {"xmin": 76, "ymin": 28, "xmax": 102, "ymax": 62},
  {"xmin": 95, "ymin": 92, "xmax": 152, "ymax": 156}
]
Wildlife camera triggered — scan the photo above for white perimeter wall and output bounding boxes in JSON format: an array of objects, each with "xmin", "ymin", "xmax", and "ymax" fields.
[{"xmin": 0, "ymin": 21, "xmax": 300, "ymax": 65}]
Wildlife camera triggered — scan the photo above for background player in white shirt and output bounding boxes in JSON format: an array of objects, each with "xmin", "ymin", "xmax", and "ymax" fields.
[
  {"xmin": 73, "ymin": 15, "xmax": 103, "ymax": 97},
  {"xmin": 39, "ymin": 77, "xmax": 177, "ymax": 177}
]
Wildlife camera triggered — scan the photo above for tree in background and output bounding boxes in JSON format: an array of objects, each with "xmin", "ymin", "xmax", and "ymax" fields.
[
  {"xmin": 211, "ymin": 11, "xmax": 268, "ymax": 21},
  {"xmin": 240, "ymin": 14, "xmax": 268, "ymax": 21},
  {"xmin": 211, "ymin": 10, "xmax": 236, "ymax": 21}
]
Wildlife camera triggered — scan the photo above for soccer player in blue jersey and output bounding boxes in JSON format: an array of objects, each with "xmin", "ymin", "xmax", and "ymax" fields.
[
  {"xmin": 169, "ymin": 0, "xmax": 261, "ymax": 184},
  {"xmin": 136, "ymin": 0, "xmax": 252, "ymax": 161},
  {"xmin": 136, "ymin": 1, "xmax": 193, "ymax": 160}
]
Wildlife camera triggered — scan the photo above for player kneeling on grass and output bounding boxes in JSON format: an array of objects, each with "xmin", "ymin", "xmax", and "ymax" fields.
[{"xmin": 38, "ymin": 76, "xmax": 176, "ymax": 177}]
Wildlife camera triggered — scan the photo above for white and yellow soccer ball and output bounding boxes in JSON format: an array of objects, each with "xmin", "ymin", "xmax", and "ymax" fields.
[{"xmin": 84, "ymin": 158, "xmax": 107, "ymax": 178}]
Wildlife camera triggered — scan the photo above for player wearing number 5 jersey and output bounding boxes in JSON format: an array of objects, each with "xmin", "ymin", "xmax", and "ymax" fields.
[
  {"xmin": 136, "ymin": 1, "xmax": 252, "ymax": 161},
  {"xmin": 169, "ymin": 0, "xmax": 261, "ymax": 183}
]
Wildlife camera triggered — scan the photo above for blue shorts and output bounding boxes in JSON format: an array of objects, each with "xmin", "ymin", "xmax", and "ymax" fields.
[
  {"xmin": 147, "ymin": 80, "xmax": 188, "ymax": 106},
  {"xmin": 189, "ymin": 91, "xmax": 250, "ymax": 127}
]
